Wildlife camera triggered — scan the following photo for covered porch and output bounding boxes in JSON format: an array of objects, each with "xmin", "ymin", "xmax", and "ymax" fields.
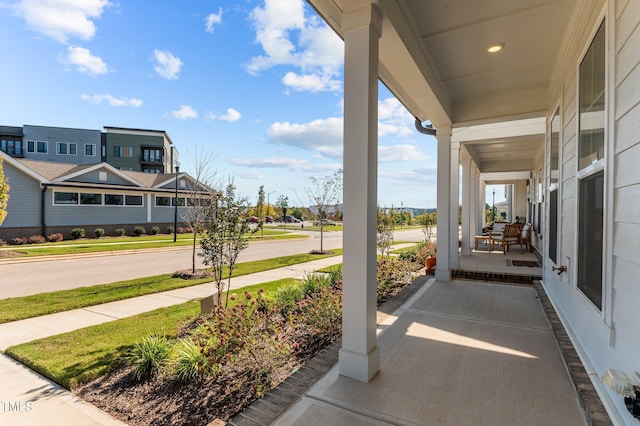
[
  {"xmin": 272, "ymin": 277, "xmax": 590, "ymax": 425},
  {"xmin": 310, "ymin": 0, "xmax": 562, "ymax": 383}
]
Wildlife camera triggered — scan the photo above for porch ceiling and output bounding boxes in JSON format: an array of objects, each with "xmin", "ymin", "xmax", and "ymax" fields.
[{"xmin": 307, "ymin": 0, "xmax": 577, "ymax": 126}]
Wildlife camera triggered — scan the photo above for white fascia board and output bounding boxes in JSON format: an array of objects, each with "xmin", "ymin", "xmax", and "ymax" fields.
[
  {"xmin": 480, "ymin": 171, "xmax": 532, "ymax": 183},
  {"xmin": 0, "ymin": 151, "xmax": 49, "ymax": 184},
  {"xmin": 452, "ymin": 117, "xmax": 545, "ymax": 143},
  {"xmin": 57, "ymin": 163, "xmax": 145, "ymax": 187}
]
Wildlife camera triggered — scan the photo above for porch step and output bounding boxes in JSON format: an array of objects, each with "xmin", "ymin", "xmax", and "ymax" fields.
[{"xmin": 452, "ymin": 269, "xmax": 541, "ymax": 285}]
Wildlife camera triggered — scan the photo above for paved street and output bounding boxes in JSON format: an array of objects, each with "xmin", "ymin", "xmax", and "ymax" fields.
[{"xmin": 0, "ymin": 228, "xmax": 425, "ymax": 299}]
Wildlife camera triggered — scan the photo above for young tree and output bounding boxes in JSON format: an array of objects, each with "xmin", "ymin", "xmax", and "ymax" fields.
[
  {"xmin": 199, "ymin": 181, "xmax": 250, "ymax": 307},
  {"xmin": 377, "ymin": 208, "xmax": 394, "ymax": 257},
  {"xmin": 255, "ymin": 185, "xmax": 266, "ymax": 238},
  {"xmin": 421, "ymin": 213, "xmax": 434, "ymax": 242},
  {"xmin": 0, "ymin": 157, "xmax": 9, "ymax": 226},
  {"xmin": 306, "ymin": 169, "xmax": 342, "ymax": 253},
  {"xmin": 181, "ymin": 149, "xmax": 217, "ymax": 273},
  {"xmin": 276, "ymin": 194, "xmax": 289, "ymax": 232}
]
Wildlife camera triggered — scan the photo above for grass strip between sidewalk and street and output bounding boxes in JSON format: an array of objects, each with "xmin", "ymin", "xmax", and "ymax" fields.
[
  {"xmin": 6, "ymin": 279, "xmax": 300, "ymax": 389},
  {"xmin": 0, "ymin": 230, "xmax": 302, "ymax": 258},
  {"xmin": 0, "ymin": 249, "xmax": 342, "ymax": 323}
]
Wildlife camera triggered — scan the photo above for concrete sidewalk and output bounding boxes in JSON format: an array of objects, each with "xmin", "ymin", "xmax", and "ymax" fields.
[
  {"xmin": 0, "ymin": 254, "xmax": 345, "ymax": 425},
  {"xmin": 0, "ymin": 255, "xmax": 344, "ymax": 351}
]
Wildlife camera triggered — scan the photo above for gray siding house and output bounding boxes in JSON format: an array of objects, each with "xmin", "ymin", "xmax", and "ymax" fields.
[
  {"xmin": 22, "ymin": 125, "xmax": 102, "ymax": 165},
  {"xmin": 0, "ymin": 151, "xmax": 209, "ymax": 240}
]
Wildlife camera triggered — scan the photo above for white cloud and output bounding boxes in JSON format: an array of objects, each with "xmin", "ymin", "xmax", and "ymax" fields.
[
  {"xmin": 379, "ymin": 145, "xmax": 429, "ymax": 162},
  {"xmin": 267, "ymin": 117, "xmax": 343, "ymax": 158},
  {"xmin": 230, "ymin": 157, "xmax": 340, "ymax": 173},
  {"xmin": 153, "ymin": 49, "xmax": 183, "ymax": 79},
  {"xmin": 205, "ymin": 8, "xmax": 223, "ymax": 33},
  {"xmin": 60, "ymin": 46, "xmax": 108, "ymax": 76},
  {"xmin": 282, "ymin": 71, "xmax": 340, "ymax": 93},
  {"xmin": 238, "ymin": 170, "xmax": 264, "ymax": 179},
  {"xmin": 208, "ymin": 108, "xmax": 241, "ymax": 122},
  {"xmin": 11, "ymin": 0, "xmax": 111, "ymax": 44},
  {"xmin": 171, "ymin": 105, "xmax": 198, "ymax": 119},
  {"xmin": 81, "ymin": 93, "xmax": 142, "ymax": 107},
  {"xmin": 247, "ymin": 0, "xmax": 342, "ymax": 93},
  {"xmin": 380, "ymin": 167, "xmax": 437, "ymax": 184},
  {"xmin": 378, "ymin": 98, "xmax": 414, "ymax": 137}
]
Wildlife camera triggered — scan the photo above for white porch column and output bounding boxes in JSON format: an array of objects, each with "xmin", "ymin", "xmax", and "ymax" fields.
[
  {"xmin": 460, "ymin": 150, "xmax": 472, "ymax": 256},
  {"xmin": 449, "ymin": 142, "xmax": 460, "ymax": 269},
  {"xmin": 435, "ymin": 127, "xmax": 453, "ymax": 282},
  {"xmin": 477, "ymin": 171, "xmax": 484, "ymax": 233},
  {"xmin": 339, "ymin": 3, "xmax": 382, "ymax": 383},
  {"xmin": 469, "ymin": 163, "xmax": 478, "ymax": 241}
]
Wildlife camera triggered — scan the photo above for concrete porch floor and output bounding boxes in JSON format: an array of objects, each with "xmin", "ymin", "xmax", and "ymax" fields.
[
  {"xmin": 458, "ymin": 245, "xmax": 542, "ymax": 277},
  {"xmin": 272, "ymin": 278, "xmax": 587, "ymax": 425}
]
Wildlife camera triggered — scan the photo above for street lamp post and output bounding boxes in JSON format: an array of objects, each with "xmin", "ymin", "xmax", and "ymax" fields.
[
  {"xmin": 492, "ymin": 188, "xmax": 496, "ymax": 224},
  {"xmin": 173, "ymin": 165, "xmax": 180, "ymax": 243}
]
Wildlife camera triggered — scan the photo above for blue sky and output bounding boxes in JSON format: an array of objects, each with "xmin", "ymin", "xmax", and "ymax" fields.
[{"xmin": 1, "ymin": 0, "xmax": 504, "ymax": 209}]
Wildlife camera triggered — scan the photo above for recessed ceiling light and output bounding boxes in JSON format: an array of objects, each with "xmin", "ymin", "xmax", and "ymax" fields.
[{"xmin": 487, "ymin": 42, "xmax": 505, "ymax": 53}]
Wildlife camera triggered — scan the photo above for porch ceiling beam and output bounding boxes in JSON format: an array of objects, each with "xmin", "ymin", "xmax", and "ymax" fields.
[{"xmin": 481, "ymin": 171, "xmax": 531, "ymax": 183}]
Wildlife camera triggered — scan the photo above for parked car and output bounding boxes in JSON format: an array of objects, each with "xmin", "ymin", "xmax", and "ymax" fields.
[
  {"xmin": 314, "ymin": 218, "xmax": 336, "ymax": 226},
  {"xmin": 277, "ymin": 215, "xmax": 301, "ymax": 223},
  {"xmin": 265, "ymin": 216, "xmax": 275, "ymax": 223},
  {"xmin": 249, "ymin": 216, "xmax": 259, "ymax": 223}
]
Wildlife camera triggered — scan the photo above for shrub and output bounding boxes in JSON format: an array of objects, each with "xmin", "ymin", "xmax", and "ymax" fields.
[
  {"xmin": 11, "ymin": 237, "xmax": 28, "ymax": 245},
  {"xmin": 177, "ymin": 226, "xmax": 189, "ymax": 234},
  {"xmin": 171, "ymin": 339, "xmax": 210, "ymax": 381},
  {"xmin": 94, "ymin": 228, "xmax": 105, "ymax": 239},
  {"xmin": 150, "ymin": 226, "xmax": 160, "ymax": 235},
  {"xmin": 47, "ymin": 233, "xmax": 64, "ymax": 242},
  {"xmin": 126, "ymin": 334, "xmax": 172, "ymax": 381},
  {"xmin": 376, "ymin": 257, "xmax": 415, "ymax": 305},
  {"xmin": 114, "ymin": 228, "xmax": 126, "ymax": 237},
  {"xmin": 70, "ymin": 228, "xmax": 85, "ymax": 239},
  {"xmin": 28, "ymin": 235, "xmax": 46, "ymax": 244},
  {"xmin": 166, "ymin": 225, "xmax": 175, "ymax": 234},
  {"xmin": 133, "ymin": 226, "xmax": 146, "ymax": 237},
  {"xmin": 275, "ymin": 283, "xmax": 305, "ymax": 317},
  {"xmin": 0, "ymin": 239, "xmax": 6, "ymax": 246}
]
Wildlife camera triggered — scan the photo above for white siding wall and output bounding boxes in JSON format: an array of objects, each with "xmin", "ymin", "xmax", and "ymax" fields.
[{"xmin": 543, "ymin": 0, "xmax": 640, "ymax": 422}]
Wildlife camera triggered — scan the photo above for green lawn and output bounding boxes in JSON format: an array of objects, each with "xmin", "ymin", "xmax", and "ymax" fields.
[
  {"xmin": 0, "ymin": 229, "xmax": 302, "ymax": 257},
  {"xmin": 5, "ymin": 278, "xmax": 300, "ymax": 389},
  {"xmin": 0, "ymin": 249, "xmax": 342, "ymax": 323}
]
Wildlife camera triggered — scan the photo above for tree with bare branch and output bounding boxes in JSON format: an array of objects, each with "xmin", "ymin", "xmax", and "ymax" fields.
[
  {"xmin": 198, "ymin": 181, "xmax": 250, "ymax": 307},
  {"xmin": 306, "ymin": 169, "xmax": 342, "ymax": 253},
  {"xmin": 181, "ymin": 149, "xmax": 217, "ymax": 273}
]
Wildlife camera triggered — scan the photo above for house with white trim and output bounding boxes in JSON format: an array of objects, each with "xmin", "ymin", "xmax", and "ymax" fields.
[
  {"xmin": 0, "ymin": 151, "xmax": 209, "ymax": 241},
  {"xmin": 307, "ymin": 0, "xmax": 639, "ymax": 422}
]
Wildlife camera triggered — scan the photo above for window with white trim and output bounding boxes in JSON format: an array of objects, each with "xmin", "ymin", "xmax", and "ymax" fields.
[
  {"xmin": 85, "ymin": 144, "xmax": 96, "ymax": 156},
  {"xmin": 27, "ymin": 140, "xmax": 35, "ymax": 153},
  {"xmin": 80, "ymin": 193, "xmax": 102, "ymax": 205},
  {"xmin": 577, "ymin": 20, "xmax": 605, "ymax": 310},
  {"xmin": 54, "ymin": 192, "xmax": 78, "ymax": 204},
  {"xmin": 36, "ymin": 141, "xmax": 47, "ymax": 153},
  {"xmin": 548, "ymin": 109, "xmax": 560, "ymax": 264},
  {"xmin": 105, "ymin": 194, "xmax": 124, "ymax": 206},
  {"xmin": 156, "ymin": 196, "xmax": 171, "ymax": 207}
]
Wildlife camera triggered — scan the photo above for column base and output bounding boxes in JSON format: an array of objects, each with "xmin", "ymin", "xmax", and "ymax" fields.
[
  {"xmin": 338, "ymin": 345, "xmax": 380, "ymax": 382},
  {"xmin": 435, "ymin": 268, "xmax": 451, "ymax": 282}
]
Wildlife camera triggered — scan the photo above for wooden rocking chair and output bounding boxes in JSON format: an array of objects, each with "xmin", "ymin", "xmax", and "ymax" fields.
[{"xmin": 491, "ymin": 222, "xmax": 524, "ymax": 254}]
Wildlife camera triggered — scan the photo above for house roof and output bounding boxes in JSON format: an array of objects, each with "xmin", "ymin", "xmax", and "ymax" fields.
[{"xmin": 16, "ymin": 159, "xmax": 89, "ymax": 180}]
